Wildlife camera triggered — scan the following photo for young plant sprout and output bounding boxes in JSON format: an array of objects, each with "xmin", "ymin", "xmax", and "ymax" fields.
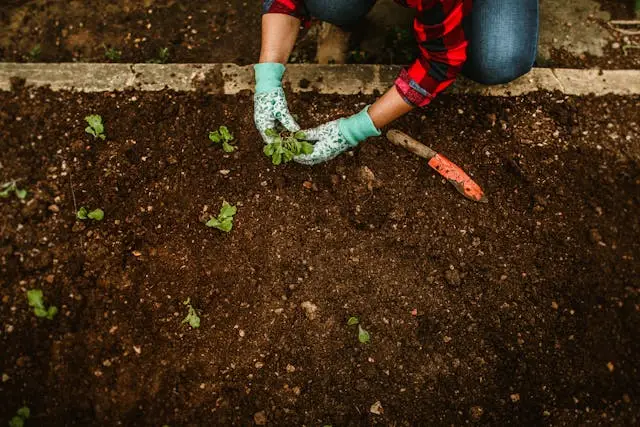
[
  {"xmin": 148, "ymin": 47, "xmax": 170, "ymax": 64},
  {"xmin": 0, "ymin": 181, "xmax": 27, "ymax": 200},
  {"xmin": 104, "ymin": 46, "xmax": 122, "ymax": 61},
  {"xmin": 77, "ymin": 207, "xmax": 104, "ymax": 221},
  {"xmin": 182, "ymin": 298, "xmax": 201, "ymax": 329},
  {"xmin": 27, "ymin": 289, "xmax": 58, "ymax": 320},
  {"xmin": 205, "ymin": 201, "xmax": 237, "ymax": 232},
  {"xmin": 347, "ymin": 316, "xmax": 370, "ymax": 343},
  {"xmin": 84, "ymin": 115, "xmax": 106, "ymax": 140},
  {"xmin": 263, "ymin": 128, "xmax": 314, "ymax": 165},
  {"xmin": 209, "ymin": 126, "xmax": 236, "ymax": 153},
  {"xmin": 9, "ymin": 406, "xmax": 30, "ymax": 427}
]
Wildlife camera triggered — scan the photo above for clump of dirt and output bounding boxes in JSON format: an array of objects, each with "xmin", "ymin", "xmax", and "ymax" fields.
[{"xmin": 0, "ymin": 86, "xmax": 639, "ymax": 425}]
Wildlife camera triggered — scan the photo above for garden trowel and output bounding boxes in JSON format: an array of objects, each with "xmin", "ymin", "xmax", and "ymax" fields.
[{"xmin": 387, "ymin": 129, "xmax": 488, "ymax": 203}]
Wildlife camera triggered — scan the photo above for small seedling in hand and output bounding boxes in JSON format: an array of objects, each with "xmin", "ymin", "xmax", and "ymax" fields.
[
  {"xmin": 27, "ymin": 289, "xmax": 57, "ymax": 320},
  {"xmin": 84, "ymin": 115, "xmax": 106, "ymax": 140},
  {"xmin": 104, "ymin": 46, "xmax": 122, "ymax": 61},
  {"xmin": 206, "ymin": 201, "xmax": 237, "ymax": 232},
  {"xmin": 9, "ymin": 406, "xmax": 30, "ymax": 427},
  {"xmin": 182, "ymin": 298, "xmax": 200, "ymax": 329},
  {"xmin": 263, "ymin": 128, "xmax": 314, "ymax": 165},
  {"xmin": 148, "ymin": 47, "xmax": 170, "ymax": 64},
  {"xmin": 1, "ymin": 181, "xmax": 27, "ymax": 200},
  {"xmin": 77, "ymin": 207, "xmax": 104, "ymax": 221},
  {"xmin": 209, "ymin": 126, "xmax": 236, "ymax": 153}
]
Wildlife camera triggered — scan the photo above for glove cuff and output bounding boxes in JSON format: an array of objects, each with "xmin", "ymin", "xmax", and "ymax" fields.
[
  {"xmin": 254, "ymin": 63, "xmax": 285, "ymax": 93},
  {"xmin": 338, "ymin": 106, "xmax": 381, "ymax": 146}
]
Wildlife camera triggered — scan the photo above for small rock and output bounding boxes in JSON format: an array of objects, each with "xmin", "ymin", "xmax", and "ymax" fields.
[
  {"xmin": 255, "ymin": 361, "xmax": 264, "ymax": 369},
  {"xmin": 302, "ymin": 181, "xmax": 313, "ymax": 189},
  {"xmin": 219, "ymin": 169, "xmax": 230, "ymax": 175},
  {"xmin": 370, "ymin": 400, "xmax": 384, "ymax": 415},
  {"xmin": 445, "ymin": 269, "xmax": 461, "ymax": 286},
  {"xmin": 510, "ymin": 393, "xmax": 520, "ymax": 402},
  {"xmin": 48, "ymin": 204, "xmax": 60, "ymax": 213},
  {"xmin": 133, "ymin": 345, "xmax": 141, "ymax": 354},
  {"xmin": 45, "ymin": 274, "xmax": 55, "ymax": 284},
  {"xmin": 358, "ymin": 166, "xmax": 377, "ymax": 191},
  {"xmin": 607, "ymin": 361, "xmax": 615, "ymax": 372},
  {"xmin": 301, "ymin": 301, "xmax": 318, "ymax": 320},
  {"xmin": 167, "ymin": 155, "xmax": 178, "ymax": 165},
  {"xmin": 611, "ymin": 42, "xmax": 620, "ymax": 49},
  {"xmin": 2, "ymin": 373, "xmax": 9, "ymax": 382},
  {"xmin": 470, "ymin": 405, "xmax": 484, "ymax": 421},
  {"xmin": 286, "ymin": 364, "xmax": 296, "ymax": 373},
  {"xmin": 254, "ymin": 410, "xmax": 267, "ymax": 425}
]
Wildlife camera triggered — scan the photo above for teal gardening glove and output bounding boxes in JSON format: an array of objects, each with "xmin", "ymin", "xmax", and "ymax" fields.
[
  {"xmin": 254, "ymin": 63, "xmax": 300, "ymax": 143},
  {"xmin": 295, "ymin": 107, "xmax": 381, "ymax": 165}
]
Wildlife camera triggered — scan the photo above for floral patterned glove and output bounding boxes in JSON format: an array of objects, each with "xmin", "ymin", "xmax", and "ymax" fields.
[
  {"xmin": 295, "ymin": 107, "xmax": 381, "ymax": 165},
  {"xmin": 254, "ymin": 63, "xmax": 300, "ymax": 143}
]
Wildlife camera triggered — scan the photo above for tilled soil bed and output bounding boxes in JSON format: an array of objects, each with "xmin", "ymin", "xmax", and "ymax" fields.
[{"xmin": 1, "ymin": 85, "xmax": 639, "ymax": 426}]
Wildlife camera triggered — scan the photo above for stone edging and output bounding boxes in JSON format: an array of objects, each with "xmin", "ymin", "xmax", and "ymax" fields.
[{"xmin": 0, "ymin": 63, "xmax": 638, "ymax": 96}]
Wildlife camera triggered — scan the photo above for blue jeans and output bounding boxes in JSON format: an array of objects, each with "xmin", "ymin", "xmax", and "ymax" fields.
[{"xmin": 304, "ymin": 0, "xmax": 539, "ymax": 85}]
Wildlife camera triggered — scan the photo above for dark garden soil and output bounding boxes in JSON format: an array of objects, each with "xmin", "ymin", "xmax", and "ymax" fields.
[
  {"xmin": 1, "ymin": 84, "xmax": 639, "ymax": 426},
  {"xmin": 1, "ymin": 0, "xmax": 639, "ymax": 69}
]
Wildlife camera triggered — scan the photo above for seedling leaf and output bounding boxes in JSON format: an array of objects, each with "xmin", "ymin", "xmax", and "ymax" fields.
[
  {"xmin": 206, "ymin": 201, "xmax": 237, "ymax": 232},
  {"xmin": 222, "ymin": 141, "xmax": 235, "ymax": 153},
  {"xmin": 263, "ymin": 128, "xmax": 314, "ymax": 165},
  {"xmin": 209, "ymin": 126, "xmax": 236, "ymax": 152},
  {"xmin": 88, "ymin": 209, "xmax": 104, "ymax": 221},
  {"xmin": 9, "ymin": 417, "xmax": 24, "ymax": 427},
  {"xmin": 85, "ymin": 115, "xmax": 106, "ymax": 140},
  {"xmin": 347, "ymin": 316, "xmax": 359, "ymax": 326},
  {"xmin": 16, "ymin": 407, "xmax": 30, "ymax": 419},
  {"xmin": 182, "ymin": 298, "xmax": 201, "ymax": 329},
  {"xmin": 15, "ymin": 188, "xmax": 27, "ymax": 199},
  {"xmin": 358, "ymin": 325, "xmax": 370, "ymax": 344},
  {"xmin": 27, "ymin": 289, "xmax": 57, "ymax": 320},
  {"xmin": 77, "ymin": 207, "xmax": 88, "ymax": 219}
]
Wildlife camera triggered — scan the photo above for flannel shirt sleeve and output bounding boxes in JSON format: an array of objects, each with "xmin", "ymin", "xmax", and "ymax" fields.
[
  {"xmin": 395, "ymin": 0, "xmax": 472, "ymax": 108},
  {"xmin": 262, "ymin": 0, "xmax": 306, "ymax": 20}
]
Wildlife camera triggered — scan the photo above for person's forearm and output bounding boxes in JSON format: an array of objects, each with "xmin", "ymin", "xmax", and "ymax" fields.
[
  {"xmin": 367, "ymin": 86, "xmax": 415, "ymax": 129},
  {"xmin": 259, "ymin": 14, "xmax": 301, "ymax": 64}
]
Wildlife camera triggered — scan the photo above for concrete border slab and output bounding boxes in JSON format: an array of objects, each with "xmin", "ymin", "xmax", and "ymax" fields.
[{"xmin": 0, "ymin": 63, "xmax": 638, "ymax": 96}]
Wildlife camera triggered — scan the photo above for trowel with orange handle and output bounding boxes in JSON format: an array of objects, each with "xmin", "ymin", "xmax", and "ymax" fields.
[{"xmin": 387, "ymin": 129, "xmax": 488, "ymax": 203}]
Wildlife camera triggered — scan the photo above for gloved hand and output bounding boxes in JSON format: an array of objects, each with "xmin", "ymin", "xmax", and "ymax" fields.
[
  {"xmin": 295, "ymin": 107, "xmax": 381, "ymax": 165},
  {"xmin": 254, "ymin": 63, "xmax": 300, "ymax": 143}
]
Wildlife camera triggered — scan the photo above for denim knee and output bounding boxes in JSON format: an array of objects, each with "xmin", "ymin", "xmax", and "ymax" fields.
[
  {"xmin": 304, "ymin": 0, "xmax": 376, "ymax": 27},
  {"xmin": 466, "ymin": 53, "xmax": 534, "ymax": 85}
]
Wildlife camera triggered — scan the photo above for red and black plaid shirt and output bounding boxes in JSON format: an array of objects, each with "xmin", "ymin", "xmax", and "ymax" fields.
[{"xmin": 263, "ymin": 0, "xmax": 472, "ymax": 107}]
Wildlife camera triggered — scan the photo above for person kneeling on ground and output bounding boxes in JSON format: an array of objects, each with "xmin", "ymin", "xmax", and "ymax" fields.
[{"xmin": 254, "ymin": 0, "xmax": 539, "ymax": 164}]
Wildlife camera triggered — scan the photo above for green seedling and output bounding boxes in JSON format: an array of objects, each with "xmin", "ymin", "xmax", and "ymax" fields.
[
  {"xmin": 76, "ymin": 207, "xmax": 104, "ymax": 221},
  {"xmin": 9, "ymin": 406, "xmax": 30, "ymax": 427},
  {"xmin": 205, "ymin": 201, "xmax": 237, "ymax": 232},
  {"xmin": 147, "ymin": 47, "xmax": 170, "ymax": 64},
  {"xmin": 263, "ymin": 128, "xmax": 314, "ymax": 165},
  {"xmin": 209, "ymin": 126, "xmax": 236, "ymax": 153},
  {"xmin": 348, "ymin": 316, "xmax": 370, "ymax": 343},
  {"xmin": 358, "ymin": 325, "xmax": 371, "ymax": 344},
  {"xmin": 1, "ymin": 181, "xmax": 27, "ymax": 200},
  {"xmin": 28, "ymin": 44, "xmax": 41, "ymax": 60},
  {"xmin": 84, "ymin": 115, "xmax": 106, "ymax": 140},
  {"xmin": 27, "ymin": 289, "xmax": 57, "ymax": 320},
  {"xmin": 104, "ymin": 46, "xmax": 122, "ymax": 61},
  {"xmin": 182, "ymin": 298, "xmax": 200, "ymax": 329}
]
